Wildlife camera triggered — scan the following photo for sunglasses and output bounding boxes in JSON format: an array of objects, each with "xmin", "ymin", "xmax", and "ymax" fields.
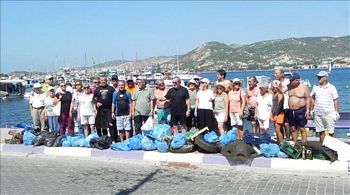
[
  {"xmin": 83, "ymin": 87, "xmax": 90, "ymax": 89},
  {"xmin": 172, "ymin": 82, "xmax": 178, "ymax": 84},
  {"xmin": 216, "ymin": 87, "xmax": 224, "ymax": 90},
  {"xmin": 48, "ymin": 78, "xmax": 53, "ymax": 80},
  {"xmin": 60, "ymin": 85, "xmax": 66, "ymax": 87},
  {"xmin": 234, "ymin": 82, "xmax": 241, "ymax": 85},
  {"xmin": 93, "ymin": 82, "xmax": 99, "ymax": 84}
]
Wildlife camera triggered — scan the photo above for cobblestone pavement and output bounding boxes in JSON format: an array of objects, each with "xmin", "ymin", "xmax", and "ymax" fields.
[{"xmin": 1, "ymin": 154, "xmax": 349, "ymax": 195}]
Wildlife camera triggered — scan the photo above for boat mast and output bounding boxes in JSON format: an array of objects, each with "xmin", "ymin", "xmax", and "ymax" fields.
[{"xmin": 177, "ymin": 47, "xmax": 179, "ymax": 74}]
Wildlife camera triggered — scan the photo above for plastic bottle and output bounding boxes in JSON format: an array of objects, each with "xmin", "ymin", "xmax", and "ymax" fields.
[{"xmin": 302, "ymin": 146, "xmax": 306, "ymax": 160}]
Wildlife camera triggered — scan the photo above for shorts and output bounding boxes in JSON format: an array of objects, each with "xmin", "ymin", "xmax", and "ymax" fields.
[
  {"xmin": 95, "ymin": 109, "xmax": 113, "ymax": 129},
  {"xmin": 230, "ymin": 112, "xmax": 243, "ymax": 126},
  {"xmin": 215, "ymin": 112, "xmax": 225, "ymax": 123},
  {"xmin": 247, "ymin": 108, "xmax": 256, "ymax": 121},
  {"xmin": 284, "ymin": 109, "xmax": 290, "ymax": 124},
  {"xmin": 116, "ymin": 115, "xmax": 131, "ymax": 131},
  {"xmin": 288, "ymin": 107, "xmax": 307, "ymax": 128},
  {"xmin": 157, "ymin": 108, "xmax": 170, "ymax": 124},
  {"xmin": 81, "ymin": 115, "xmax": 95, "ymax": 125},
  {"xmin": 171, "ymin": 114, "xmax": 186, "ymax": 126},
  {"xmin": 272, "ymin": 113, "xmax": 285, "ymax": 124},
  {"xmin": 258, "ymin": 118, "xmax": 270, "ymax": 129},
  {"xmin": 314, "ymin": 112, "xmax": 337, "ymax": 134}
]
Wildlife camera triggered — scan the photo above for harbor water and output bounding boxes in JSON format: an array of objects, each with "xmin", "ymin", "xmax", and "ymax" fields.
[{"xmin": 1, "ymin": 68, "xmax": 349, "ymax": 137}]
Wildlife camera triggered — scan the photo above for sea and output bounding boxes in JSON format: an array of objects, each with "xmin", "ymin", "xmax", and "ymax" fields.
[{"xmin": 1, "ymin": 68, "xmax": 349, "ymax": 137}]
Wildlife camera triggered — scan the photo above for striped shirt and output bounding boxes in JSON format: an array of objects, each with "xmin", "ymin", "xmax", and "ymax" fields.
[{"xmin": 311, "ymin": 83, "xmax": 338, "ymax": 116}]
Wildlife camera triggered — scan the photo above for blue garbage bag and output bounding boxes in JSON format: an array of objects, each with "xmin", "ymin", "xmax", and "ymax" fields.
[
  {"xmin": 16, "ymin": 123, "xmax": 34, "ymax": 130},
  {"xmin": 147, "ymin": 124, "xmax": 171, "ymax": 141},
  {"xmin": 84, "ymin": 132, "xmax": 99, "ymax": 147},
  {"xmin": 141, "ymin": 136, "xmax": 157, "ymax": 151},
  {"xmin": 111, "ymin": 143, "xmax": 131, "ymax": 151},
  {"xmin": 277, "ymin": 151, "xmax": 289, "ymax": 158},
  {"xmin": 23, "ymin": 131, "xmax": 36, "ymax": 145},
  {"xmin": 155, "ymin": 140, "xmax": 169, "ymax": 153},
  {"xmin": 127, "ymin": 134, "xmax": 143, "ymax": 150},
  {"xmin": 170, "ymin": 133, "xmax": 187, "ymax": 149},
  {"xmin": 259, "ymin": 143, "xmax": 280, "ymax": 158},
  {"xmin": 204, "ymin": 131, "xmax": 219, "ymax": 143},
  {"xmin": 62, "ymin": 136, "xmax": 72, "ymax": 147},
  {"xmin": 71, "ymin": 134, "xmax": 85, "ymax": 147},
  {"xmin": 219, "ymin": 128, "xmax": 237, "ymax": 145}
]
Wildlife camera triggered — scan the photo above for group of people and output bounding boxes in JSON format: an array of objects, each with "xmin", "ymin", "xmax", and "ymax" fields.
[{"xmin": 29, "ymin": 68, "xmax": 339, "ymax": 144}]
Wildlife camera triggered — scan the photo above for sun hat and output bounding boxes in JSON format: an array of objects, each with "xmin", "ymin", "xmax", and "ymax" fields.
[
  {"xmin": 188, "ymin": 79, "xmax": 196, "ymax": 85},
  {"xmin": 232, "ymin": 78, "xmax": 241, "ymax": 83},
  {"xmin": 200, "ymin": 78, "xmax": 210, "ymax": 84},
  {"xmin": 48, "ymin": 86, "xmax": 55, "ymax": 91},
  {"xmin": 45, "ymin": 75, "xmax": 53, "ymax": 79},
  {"xmin": 33, "ymin": 83, "xmax": 42, "ymax": 88},
  {"xmin": 316, "ymin": 70, "xmax": 328, "ymax": 77}
]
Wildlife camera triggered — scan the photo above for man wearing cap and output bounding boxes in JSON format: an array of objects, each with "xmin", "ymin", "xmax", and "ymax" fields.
[
  {"xmin": 125, "ymin": 77, "xmax": 137, "ymax": 97},
  {"xmin": 29, "ymin": 83, "xmax": 47, "ymax": 131},
  {"xmin": 287, "ymin": 72, "xmax": 311, "ymax": 144},
  {"xmin": 310, "ymin": 71, "xmax": 339, "ymax": 142},
  {"xmin": 42, "ymin": 75, "xmax": 57, "ymax": 94}
]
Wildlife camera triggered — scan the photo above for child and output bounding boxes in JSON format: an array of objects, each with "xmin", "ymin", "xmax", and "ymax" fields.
[
  {"xmin": 255, "ymin": 83, "xmax": 273, "ymax": 133},
  {"xmin": 270, "ymin": 80, "xmax": 284, "ymax": 143}
]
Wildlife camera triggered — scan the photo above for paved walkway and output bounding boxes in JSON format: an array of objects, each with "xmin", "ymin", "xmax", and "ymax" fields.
[{"xmin": 1, "ymin": 154, "xmax": 349, "ymax": 195}]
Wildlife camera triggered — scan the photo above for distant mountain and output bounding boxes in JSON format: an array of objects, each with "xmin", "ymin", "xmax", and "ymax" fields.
[{"xmin": 87, "ymin": 35, "xmax": 350, "ymax": 72}]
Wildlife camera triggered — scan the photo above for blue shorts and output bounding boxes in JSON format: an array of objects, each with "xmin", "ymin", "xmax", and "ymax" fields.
[{"xmin": 288, "ymin": 107, "xmax": 307, "ymax": 128}]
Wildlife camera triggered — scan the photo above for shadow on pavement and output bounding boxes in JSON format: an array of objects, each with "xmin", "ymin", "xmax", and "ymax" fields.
[{"xmin": 115, "ymin": 169, "xmax": 160, "ymax": 195}]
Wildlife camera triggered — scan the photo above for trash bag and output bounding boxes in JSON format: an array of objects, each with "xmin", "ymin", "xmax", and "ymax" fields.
[
  {"xmin": 127, "ymin": 134, "xmax": 143, "ymax": 150},
  {"xmin": 259, "ymin": 143, "xmax": 280, "ymax": 158},
  {"xmin": 16, "ymin": 123, "xmax": 34, "ymax": 130},
  {"xmin": 44, "ymin": 137, "xmax": 56, "ymax": 147},
  {"xmin": 170, "ymin": 133, "xmax": 187, "ymax": 149},
  {"xmin": 277, "ymin": 151, "xmax": 289, "ymax": 158},
  {"xmin": 221, "ymin": 140, "xmax": 259, "ymax": 161},
  {"xmin": 155, "ymin": 140, "xmax": 169, "ymax": 153},
  {"xmin": 111, "ymin": 143, "xmax": 131, "ymax": 151},
  {"xmin": 89, "ymin": 136, "xmax": 111, "ymax": 150},
  {"xmin": 71, "ymin": 134, "xmax": 85, "ymax": 147},
  {"xmin": 141, "ymin": 117, "xmax": 153, "ymax": 131},
  {"xmin": 84, "ymin": 132, "xmax": 99, "ymax": 147},
  {"xmin": 23, "ymin": 131, "xmax": 36, "ymax": 145},
  {"xmin": 147, "ymin": 124, "xmax": 171, "ymax": 141},
  {"xmin": 204, "ymin": 131, "xmax": 219, "ymax": 143},
  {"xmin": 141, "ymin": 136, "xmax": 157, "ymax": 151},
  {"xmin": 62, "ymin": 136, "xmax": 73, "ymax": 147},
  {"xmin": 53, "ymin": 135, "xmax": 65, "ymax": 147},
  {"xmin": 185, "ymin": 127, "xmax": 199, "ymax": 141},
  {"xmin": 219, "ymin": 128, "xmax": 237, "ymax": 145},
  {"xmin": 33, "ymin": 135, "xmax": 44, "ymax": 146},
  {"xmin": 243, "ymin": 130, "xmax": 275, "ymax": 146}
]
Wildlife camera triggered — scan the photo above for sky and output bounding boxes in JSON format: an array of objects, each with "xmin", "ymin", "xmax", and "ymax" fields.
[{"xmin": 1, "ymin": 1, "xmax": 349, "ymax": 73}]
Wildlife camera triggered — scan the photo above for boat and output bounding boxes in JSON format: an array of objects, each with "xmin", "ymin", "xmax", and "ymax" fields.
[{"xmin": 0, "ymin": 79, "xmax": 26, "ymax": 98}]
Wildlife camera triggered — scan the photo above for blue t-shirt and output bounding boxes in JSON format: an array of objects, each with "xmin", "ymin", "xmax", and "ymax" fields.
[{"xmin": 112, "ymin": 90, "xmax": 132, "ymax": 116}]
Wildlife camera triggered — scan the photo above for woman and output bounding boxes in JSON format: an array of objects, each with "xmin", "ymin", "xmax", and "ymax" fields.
[
  {"xmin": 214, "ymin": 82, "xmax": 229, "ymax": 135},
  {"xmin": 54, "ymin": 82, "xmax": 73, "ymax": 136},
  {"xmin": 78, "ymin": 83, "xmax": 96, "ymax": 137},
  {"xmin": 228, "ymin": 78, "xmax": 246, "ymax": 139},
  {"xmin": 255, "ymin": 84, "xmax": 273, "ymax": 133},
  {"xmin": 270, "ymin": 80, "xmax": 284, "ymax": 143},
  {"xmin": 44, "ymin": 87, "xmax": 60, "ymax": 133},
  {"xmin": 195, "ymin": 78, "xmax": 215, "ymax": 131}
]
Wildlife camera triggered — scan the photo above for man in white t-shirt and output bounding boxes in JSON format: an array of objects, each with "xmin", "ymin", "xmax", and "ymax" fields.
[
  {"xmin": 29, "ymin": 83, "xmax": 47, "ymax": 131},
  {"xmin": 310, "ymin": 71, "xmax": 339, "ymax": 142}
]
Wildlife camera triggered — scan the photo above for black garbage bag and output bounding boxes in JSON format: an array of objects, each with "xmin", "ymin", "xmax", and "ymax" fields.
[
  {"xmin": 221, "ymin": 140, "xmax": 259, "ymax": 165},
  {"xmin": 44, "ymin": 137, "xmax": 57, "ymax": 147},
  {"xmin": 34, "ymin": 131, "xmax": 58, "ymax": 147},
  {"xmin": 33, "ymin": 134, "xmax": 45, "ymax": 146},
  {"xmin": 90, "ymin": 136, "xmax": 111, "ymax": 150},
  {"xmin": 53, "ymin": 135, "xmax": 66, "ymax": 147}
]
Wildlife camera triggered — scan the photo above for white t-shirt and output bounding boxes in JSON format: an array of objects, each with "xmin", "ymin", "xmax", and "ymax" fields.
[
  {"xmin": 78, "ymin": 94, "xmax": 95, "ymax": 116},
  {"xmin": 256, "ymin": 94, "xmax": 273, "ymax": 120},
  {"xmin": 29, "ymin": 91, "xmax": 47, "ymax": 108},
  {"xmin": 44, "ymin": 97, "xmax": 55, "ymax": 116},
  {"xmin": 310, "ymin": 83, "xmax": 338, "ymax": 116},
  {"xmin": 197, "ymin": 89, "xmax": 215, "ymax": 110},
  {"xmin": 281, "ymin": 79, "xmax": 290, "ymax": 109}
]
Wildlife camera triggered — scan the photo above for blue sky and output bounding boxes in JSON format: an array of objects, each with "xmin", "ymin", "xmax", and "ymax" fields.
[{"xmin": 1, "ymin": 1, "xmax": 349, "ymax": 73}]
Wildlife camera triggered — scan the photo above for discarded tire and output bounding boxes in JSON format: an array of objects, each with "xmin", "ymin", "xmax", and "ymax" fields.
[
  {"xmin": 194, "ymin": 134, "xmax": 220, "ymax": 153},
  {"xmin": 170, "ymin": 144, "xmax": 195, "ymax": 153}
]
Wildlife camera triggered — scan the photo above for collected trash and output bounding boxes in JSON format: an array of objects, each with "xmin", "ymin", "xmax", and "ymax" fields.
[
  {"xmin": 89, "ymin": 136, "xmax": 111, "ymax": 150},
  {"xmin": 23, "ymin": 131, "xmax": 36, "ymax": 145},
  {"xmin": 280, "ymin": 140, "xmax": 302, "ymax": 159},
  {"xmin": 221, "ymin": 140, "xmax": 259, "ymax": 161},
  {"xmin": 141, "ymin": 136, "xmax": 157, "ymax": 151},
  {"xmin": 243, "ymin": 130, "xmax": 274, "ymax": 146},
  {"xmin": 259, "ymin": 143, "xmax": 280, "ymax": 158},
  {"xmin": 170, "ymin": 133, "xmax": 187, "ymax": 149},
  {"xmin": 147, "ymin": 124, "xmax": 171, "ymax": 141},
  {"xmin": 111, "ymin": 142, "xmax": 131, "ymax": 151},
  {"xmin": 195, "ymin": 134, "xmax": 220, "ymax": 153},
  {"xmin": 203, "ymin": 131, "xmax": 219, "ymax": 143},
  {"xmin": 155, "ymin": 140, "xmax": 169, "ymax": 153},
  {"xmin": 185, "ymin": 127, "xmax": 199, "ymax": 141},
  {"xmin": 219, "ymin": 128, "xmax": 237, "ymax": 145}
]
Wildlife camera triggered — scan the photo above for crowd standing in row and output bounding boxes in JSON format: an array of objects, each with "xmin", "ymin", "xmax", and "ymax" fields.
[{"xmin": 29, "ymin": 68, "xmax": 339, "ymax": 144}]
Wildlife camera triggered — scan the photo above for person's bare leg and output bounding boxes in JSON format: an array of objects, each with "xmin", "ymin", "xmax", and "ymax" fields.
[
  {"xmin": 119, "ymin": 132, "xmax": 124, "ymax": 143},
  {"xmin": 300, "ymin": 127, "xmax": 307, "ymax": 144},
  {"xmin": 319, "ymin": 131, "xmax": 325, "ymax": 142},
  {"xmin": 125, "ymin": 131, "xmax": 131, "ymax": 140},
  {"xmin": 173, "ymin": 125, "xmax": 178, "ymax": 135},
  {"xmin": 84, "ymin": 125, "xmax": 89, "ymax": 137},
  {"xmin": 291, "ymin": 126, "xmax": 298, "ymax": 144},
  {"xmin": 275, "ymin": 123, "xmax": 283, "ymax": 144},
  {"xmin": 237, "ymin": 125, "xmax": 244, "ymax": 139},
  {"xmin": 252, "ymin": 121, "xmax": 258, "ymax": 133},
  {"xmin": 284, "ymin": 123, "xmax": 291, "ymax": 140},
  {"xmin": 218, "ymin": 122, "xmax": 225, "ymax": 135}
]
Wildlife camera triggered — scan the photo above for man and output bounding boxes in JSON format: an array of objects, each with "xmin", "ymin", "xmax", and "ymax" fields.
[
  {"xmin": 246, "ymin": 76, "xmax": 260, "ymax": 133},
  {"xmin": 112, "ymin": 80, "xmax": 133, "ymax": 143},
  {"xmin": 154, "ymin": 79, "xmax": 170, "ymax": 124},
  {"xmin": 132, "ymin": 79, "xmax": 154, "ymax": 135},
  {"xmin": 29, "ymin": 83, "xmax": 47, "ymax": 132},
  {"xmin": 310, "ymin": 71, "xmax": 339, "ymax": 142},
  {"xmin": 72, "ymin": 80, "xmax": 84, "ymax": 134},
  {"xmin": 111, "ymin": 75, "xmax": 119, "ymax": 90},
  {"xmin": 164, "ymin": 76, "xmax": 190, "ymax": 134},
  {"xmin": 42, "ymin": 75, "xmax": 57, "ymax": 93},
  {"xmin": 125, "ymin": 77, "xmax": 137, "ymax": 97},
  {"xmin": 287, "ymin": 72, "xmax": 311, "ymax": 144},
  {"xmin": 93, "ymin": 76, "xmax": 117, "ymax": 142},
  {"xmin": 56, "ymin": 77, "xmax": 73, "ymax": 93},
  {"xmin": 216, "ymin": 69, "xmax": 232, "ymax": 93},
  {"xmin": 274, "ymin": 67, "xmax": 291, "ymax": 140},
  {"xmin": 90, "ymin": 77, "xmax": 100, "ymax": 94}
]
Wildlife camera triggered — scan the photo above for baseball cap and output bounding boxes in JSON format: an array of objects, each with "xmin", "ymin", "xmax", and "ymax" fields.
[
  {"xmin": 200, "ymin": 78, "xmax": 210, "ymax": 84},
  {"xmin": 126, "ymin": 76, "xmax": 133, "ymax": 81},
  {"xmin": 216, "ymin": 82, "xmax": 225, "ymax": 88},
  {"xmin": 188, "ymin": 79, "xmax": 196, "ymax": 84},
  {"xmin": 111, "ymin": 75, "xmax": 118, "ymax": 81},
  {"xmin": 48, "ymin": 86, "xmax": 55, "ymax": 91},
  {"xmin": 316, "ymin": 70, "xmax": 328, "ymax": 77},
  {"xmin": 232, "ymin": 78, "xmax": 241, "ymax": 83},
  {"xmin": 33, "ymin": 83, "xmax": 42, "ymax": 88},
  {"xmin": 290, "ymin": 72, "xmax": 300, "ymax": 80},
  {"xmin": 45, "ymin": 75, "xmax": 53, "ymax": 79}
]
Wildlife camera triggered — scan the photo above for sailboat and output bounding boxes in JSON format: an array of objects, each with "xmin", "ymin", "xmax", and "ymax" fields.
[{"xmin": 328, "ymin": 62, "xmax": 332, "ymax": 73}]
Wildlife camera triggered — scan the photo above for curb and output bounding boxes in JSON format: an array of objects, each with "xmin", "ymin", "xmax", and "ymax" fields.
[{"xmin": 1, "ymin": 144, "xmax": 349, "ymax": 172}]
